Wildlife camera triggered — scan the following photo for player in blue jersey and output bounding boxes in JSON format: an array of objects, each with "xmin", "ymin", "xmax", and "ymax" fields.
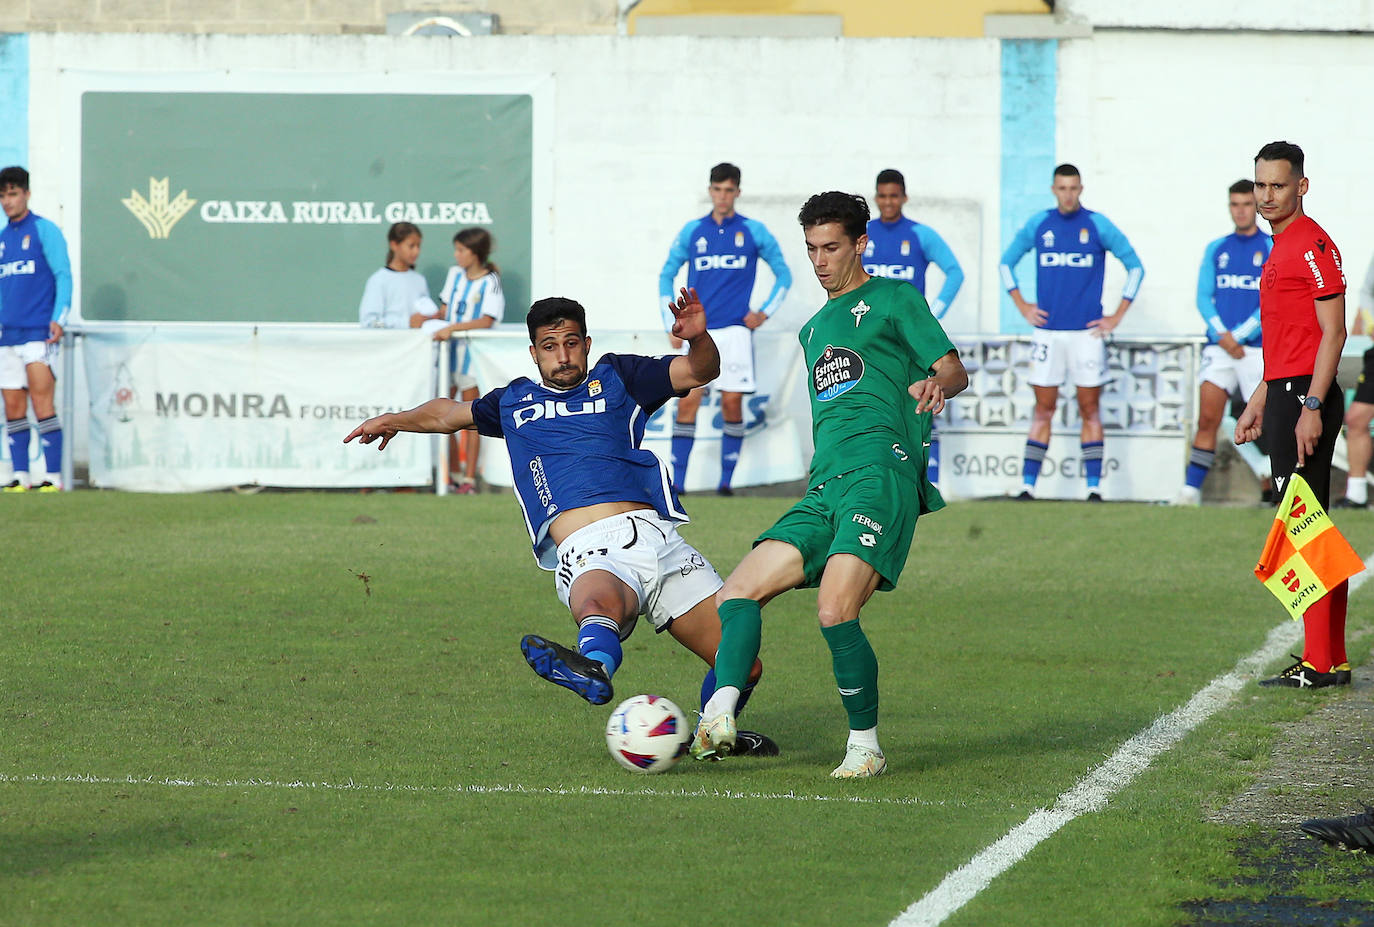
[
  {"xmin": 1174, "ymin": 180, "xmax": 1272, "ymax": 505},
  {"xmin": 345, "ymin": 290, "xmax": 777, "ymax": 757},
  {"xmin": 1000, "ymin": 163, "xmax": 1144, "ymax": 501},
  {"xmin": 865, "ymin": 168, "xmax": 965, "ymax": 485},
  {"xmin": 658, "ymin": 163, "xmax": 792, "ymax": 495},
  {"xmin": 0, "ymin": 166, "xmax": 70, "ymax": 492}
]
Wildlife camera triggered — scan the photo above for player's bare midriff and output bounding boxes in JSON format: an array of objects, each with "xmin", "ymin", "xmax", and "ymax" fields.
[{"xmin": 547, "ymin": 501, "xmax": 656, "ymax": 546}]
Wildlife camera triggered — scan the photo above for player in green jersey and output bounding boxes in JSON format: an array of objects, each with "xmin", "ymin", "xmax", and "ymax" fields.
[{"xmin": 693, "ymin": 191, "xmax": 968, "ymax": 777}]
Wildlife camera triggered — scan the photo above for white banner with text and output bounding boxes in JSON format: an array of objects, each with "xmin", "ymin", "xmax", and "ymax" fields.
[{"xmin": 83, "ymin": 326, "xmax": 436, "ymax": 491}]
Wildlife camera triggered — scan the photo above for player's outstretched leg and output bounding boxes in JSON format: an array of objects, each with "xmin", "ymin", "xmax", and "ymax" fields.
[{"xmin": 520, "ymin": 633, "xmax": 614, "ymax": 705}]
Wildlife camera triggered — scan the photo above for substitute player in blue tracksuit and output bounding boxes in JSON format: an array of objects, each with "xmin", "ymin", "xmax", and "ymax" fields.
[
  {"xmin": 658, "ymin": 162, "xmax": 791, "ymax": 495},
  {"xmin": 1175, "ymin": 180, "xmax": 1272, "ymax": 505},
  {"xmin": 864, "ymin": 168, "xmax": 965, "ymax": 485},
  {"xmin": 1000, "ymin": 163, "xmax": 1144, "ymax": 501},
  {"xmin": 0, "ymin": 166, "xmax": 71, "ymax": 492}
]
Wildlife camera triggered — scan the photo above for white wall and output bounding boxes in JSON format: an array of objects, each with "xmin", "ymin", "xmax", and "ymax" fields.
[
  {"xmin": 25, "ymin": 28, "xmax": 1374, "ymax": 346},
  {"xmin": 1061, "ymin": 0, "xmax": 1374, "ymax": 32},
  {"xmin": 1056, "ymin": 30, "xmax": 1374, "ymax": 333},
  {"xmin": 27, "ymin": 32, "xmax": 1004, "ymax": 339}
]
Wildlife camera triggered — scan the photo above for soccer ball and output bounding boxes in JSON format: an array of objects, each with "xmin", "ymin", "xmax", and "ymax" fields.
[{"xmin": 604, "ymin": 694, "xmax": 691, "ymax": 774}]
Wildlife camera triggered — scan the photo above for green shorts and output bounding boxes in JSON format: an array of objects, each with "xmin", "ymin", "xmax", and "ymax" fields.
[{"xmin": 755, "ymin": 465, "xmax": 921, "ymax": 591}]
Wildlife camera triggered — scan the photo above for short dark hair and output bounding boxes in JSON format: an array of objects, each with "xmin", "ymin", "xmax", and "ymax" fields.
[
  {"xmin": 526, "ymin": 297, "xmax": 587, "ymax": 342},
  {"xmin": 875, "ymin": 168, "xmax": 905, "ymax": 191},
  {"xmin": 1053, "ymin": 163, "xmax": 1080, "ymax": 179},
  {"xmin": 1255, "ymin": 140, "xmax": 1304, "ymax": 176},
  {"xmin": 1228, "ymin": 179, "xmax": 1255, "ymax": 196},
  {"xmin": 797, "ymin": 191, "xmax": 869, "ymax": 242},
  {"xmin": 709, "ymin": 162, "xmax": 741, "ymax": 186},
  {"xmin": 0, "ymin": 166, "xmax": 29, "ymax": 190}
]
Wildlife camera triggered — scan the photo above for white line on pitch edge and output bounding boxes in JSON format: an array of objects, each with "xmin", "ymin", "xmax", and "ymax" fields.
[
  {"xmin": 890, "ymin": 552, "xmax": 1374, "ymax": 927},
  {"xmin": 0, "ymin": 772, "xmax": 960, "ymax": 808}
]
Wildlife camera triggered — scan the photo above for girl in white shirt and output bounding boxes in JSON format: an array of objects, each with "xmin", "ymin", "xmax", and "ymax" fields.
[{"xmin": 357, "ymin": 222, "xmax": 437, "ymax": 329}]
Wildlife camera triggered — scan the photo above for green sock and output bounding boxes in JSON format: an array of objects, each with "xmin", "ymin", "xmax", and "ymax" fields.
[
  {"xmin": 820, "ymin": 619, "xmax": 878, "ymax": 730},
  {"xmin": 715, "ymin": 598, "xmax": 762, "ymax": 691}
]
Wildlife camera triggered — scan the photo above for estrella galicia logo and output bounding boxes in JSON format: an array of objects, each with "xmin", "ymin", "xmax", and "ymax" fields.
[{"xmin": 813, "ymin": 345, "xmax": 864, "ymax": 402}]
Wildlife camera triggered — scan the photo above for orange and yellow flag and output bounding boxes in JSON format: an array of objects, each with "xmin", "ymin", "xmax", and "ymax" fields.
[{"xmin": 1254, "ymin": 474, "xmax": 1365, "ymax": 619}]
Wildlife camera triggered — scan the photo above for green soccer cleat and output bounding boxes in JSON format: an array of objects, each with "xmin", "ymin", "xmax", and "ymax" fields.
[
  {"xmin": 2, "ymin": 480, "xmax": 27, "ymax": 493},
  {"xmin": 830, "ymin": 744, "xmax": 887, "ymax": 779},
  {"xmin": 689, "ymin": 712, "xmax": 737, "ymax": 761}
]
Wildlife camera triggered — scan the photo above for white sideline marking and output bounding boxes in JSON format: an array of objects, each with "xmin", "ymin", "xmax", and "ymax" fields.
[
  {"xmin": 891, "ymin": 553, "xmax": 1374, "ymax": 927},
  {"xmin": 0, "ymin": 772, "xmax": 958, "ymax": 808}
]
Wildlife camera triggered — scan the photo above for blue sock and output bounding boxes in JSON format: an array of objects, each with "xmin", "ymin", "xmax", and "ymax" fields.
[
  {"xmin": 671, "ymin": 422, "xmax": 694, "ymax": 491},
  {"xmin": 576, "ymin": 616, "xmax": 622, "ymax": 678},
  {"xmin": 37, "ymin": 415, "xmax": 62, "ymax": 479},
  {"xmin": 1185, "ymin": 445, "xmax": 1214, "ymax": 490},
  {"xmin": 720, "ymin": 419, "xmax": 744, "ymax": 490},
  {"xmin": 1022, "ymin": 439, "xmax": 1048, "ymax": 488},
  {"xmin": 699, "ymin": 667, "xmax": 756, "ymax": 718},
  {"xmin": 6, "ymin": 418, "xmax": 30, "ymax": 480},
  {"xmin": 928, "ymin": 436, "xmax": 941, "ymax": 484},
  {"xmin": 1082, "ymin": 441, "xmax": 1104, "ymax": 490}
]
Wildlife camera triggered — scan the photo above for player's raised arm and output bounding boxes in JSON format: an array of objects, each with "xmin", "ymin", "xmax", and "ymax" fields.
[
  {"xmin": 344, "ymin": 398, "xmax": 476, "ymax": 450},
  {"xmin": 667, "ymin": 286, "xmax": 720, "ymax": 392}
]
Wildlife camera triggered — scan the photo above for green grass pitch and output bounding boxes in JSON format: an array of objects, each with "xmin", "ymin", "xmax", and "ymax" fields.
[{"xmin": 2, "ymin": 491, "xmax": 1372, "ymax": 926}]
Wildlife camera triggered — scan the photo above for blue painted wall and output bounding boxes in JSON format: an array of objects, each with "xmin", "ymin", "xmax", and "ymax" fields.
[
  {"xmin": 999, "ymin": 38, "xmax": 1056, "ymax": 333},
  {"xmin": 0, "ymin": 34, "xmax": 28, "ymax": 170}
]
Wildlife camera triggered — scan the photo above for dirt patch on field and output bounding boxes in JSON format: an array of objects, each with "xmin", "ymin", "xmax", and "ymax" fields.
[
  {"xmin": 1181, "ymin": 643, "xmax": 1374, "ymax": 925},
  {"xmin": 1209, "ymin": 645, "xmax": 1374, "ymax": 829}
]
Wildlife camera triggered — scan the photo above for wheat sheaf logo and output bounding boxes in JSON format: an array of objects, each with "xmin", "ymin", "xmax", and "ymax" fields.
[{"xmin": 122, "ymin": 177, "xmax": 197, "ymax": 239}]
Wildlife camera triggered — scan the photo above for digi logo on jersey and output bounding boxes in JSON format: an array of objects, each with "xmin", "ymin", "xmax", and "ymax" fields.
[
  {"xmin": 813, "ymin": 345, "xmax": 865, "ymax": 402},
  {"xmin": 694, "ymin": 254, "xmax": 747, "ymax": 271},
  {"xmin": 0, "ymin": 259, "xmax": 36, "ymax": 279},
  {"xmin": 1039, "ymin": 252, "xmax": 1094, "ymax": 268},
  {"xmin": 1216, "ymin": 273, "xmax": 1259, "ymax": 290},
  {"xmin": 864, "ymin": 264, "xmax": 916, "ymax": 281},
  {"xmin": 512, "ymin": 398, "xmax": 607, "ymax": 428}
]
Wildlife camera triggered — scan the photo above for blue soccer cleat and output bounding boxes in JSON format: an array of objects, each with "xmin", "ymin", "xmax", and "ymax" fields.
[{"xmin": 520, "ymin": 634, "xmax": 613, "ymax": 706}]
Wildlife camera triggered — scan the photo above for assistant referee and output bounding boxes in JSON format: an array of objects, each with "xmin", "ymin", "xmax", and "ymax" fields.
[{"xmin": 1235, "ymin": 140, "xmax": 1351, "ymax": 689}]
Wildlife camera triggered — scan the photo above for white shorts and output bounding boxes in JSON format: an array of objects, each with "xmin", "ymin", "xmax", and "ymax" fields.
[
  {"xmin": 1199, "ymin": 344, "xmax": 1264, "ymax": 400},
  {"xmin": 1027, "ymin": 329, "xmax": 1109, "ymax": 389},
  {"xmin": 553, "ymin": 511, "xmax": 723, "ymax": 634},
  {"xmin": 0, "ymin": 341, "xmax": 58, "ymax": 390},
  {"xmin": 451, "ymin": 371, "xmax": 479, "ymax": 393},
  {"xmin": 681, "ymin": 325, "xmax": 755, "ymax": 393}
]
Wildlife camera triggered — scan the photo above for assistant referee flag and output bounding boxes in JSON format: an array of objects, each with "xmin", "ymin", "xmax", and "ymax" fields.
[{"xmin": 1255, "ymin": 473, "xmax": 1365, "ymax": 619}]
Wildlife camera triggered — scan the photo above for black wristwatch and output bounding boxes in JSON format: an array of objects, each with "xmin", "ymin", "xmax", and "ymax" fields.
[{"xmin": 1302, "ymin": 395, "xmax": 1322, "ymax": 411}]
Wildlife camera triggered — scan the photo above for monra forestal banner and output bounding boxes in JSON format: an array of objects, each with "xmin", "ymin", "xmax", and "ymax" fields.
[
  {"xmin": 83, "ymin": 326, "xmax": 437, "ymax": 491},
  {"xmin": 1254, "ymin": 473, "xmax": 1365, "ymax": 619},
  {"xmin": 80, "ymin": 92, "xmax": 532, "ymax": 324}
]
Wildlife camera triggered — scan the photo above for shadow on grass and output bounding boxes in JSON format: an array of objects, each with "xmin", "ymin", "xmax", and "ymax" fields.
[
  {"xmin": 1181, "ymin": 831, "xmax": 1374, "ymax": 926},
  {"xmin": 0, "ymin": 816, "xmax": 228, "ymax": 879}
]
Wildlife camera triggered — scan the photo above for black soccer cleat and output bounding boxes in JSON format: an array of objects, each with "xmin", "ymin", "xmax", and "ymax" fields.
[
  {"xmin": 1333, "ymin": 497, "xmax": 1368, "ymax": 510},
  {"xmin": 1015, "ymin": 490, "xmax": 1035, "ymax": 501},
  {"xmin": 716, "ymin": 486, "xmax": 735, "ymax": 497},
  {"xmin": 1335, "ymin": 662, "xmax": 1353, "ymax": 685},
  {"xmin": 1300, "ymin": 803, "xmax": 1374, "ymax": 852},
  {"xmin": 519, "ymin": 634, "xmax": 613, "ymax": 705},
  {"xmin": 1259, "ymin": 655, "xmax": 1343, "ymax": 689},
  {"xmin": 1087, "ymin": 492, "xmax": 1104, "ymax": 503},
  {"xmin": 734, "ymin": 730, "xmax": 780, "ymax": 757}
]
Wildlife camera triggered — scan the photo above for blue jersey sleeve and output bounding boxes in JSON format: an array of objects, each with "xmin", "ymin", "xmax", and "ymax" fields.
[
  {"xmin": 658, "ymin": 221, "xmax": 696, "ymax": 329},
  {"xmin": 1091, "ymin": 213, "xmax": 1144, "ymax": 301},
  {"xmin": 999, "ymin": 211, "xmax": 1043, "ymax": 293},
  {"xmin": 745, "ymin": 219, "xmax": 792, "ymax": 317},
  {"xmin": 914, "ymin": 224, "xmax": 963, "ymax": 319},
  {"xmin": 35, "ymin": 218, "xmax": 72, "ymax": 326},
  {"xmin": 1196, "ymin": 237, "xmax": 1225, "ymax": 337},
  {"xmin": 471, "ymin": 385, "xmax": 507, "ymax": 438},
  {"xmin": 604, "ymin": 352, "xmax": 681, "ymax": 413}
]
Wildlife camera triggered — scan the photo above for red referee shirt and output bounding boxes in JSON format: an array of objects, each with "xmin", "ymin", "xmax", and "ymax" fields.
[{"xmin": 1260, "ymin": 214, "xmax": 1346, "ymax": 380}]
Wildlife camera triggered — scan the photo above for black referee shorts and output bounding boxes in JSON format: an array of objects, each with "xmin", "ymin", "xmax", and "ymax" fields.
[
  {"xmin": 1353, "ymin": 347, "xmax": 1374, "ymax": 406},
  {"xmin": 1263, "ymin": 375, "xmax": 1345, "ymax": 508}
]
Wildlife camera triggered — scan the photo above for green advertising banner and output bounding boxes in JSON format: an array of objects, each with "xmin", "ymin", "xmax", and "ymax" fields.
[{"xmin": 81, "ymin": 92, "xmax": 532, "ymax": 323}]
